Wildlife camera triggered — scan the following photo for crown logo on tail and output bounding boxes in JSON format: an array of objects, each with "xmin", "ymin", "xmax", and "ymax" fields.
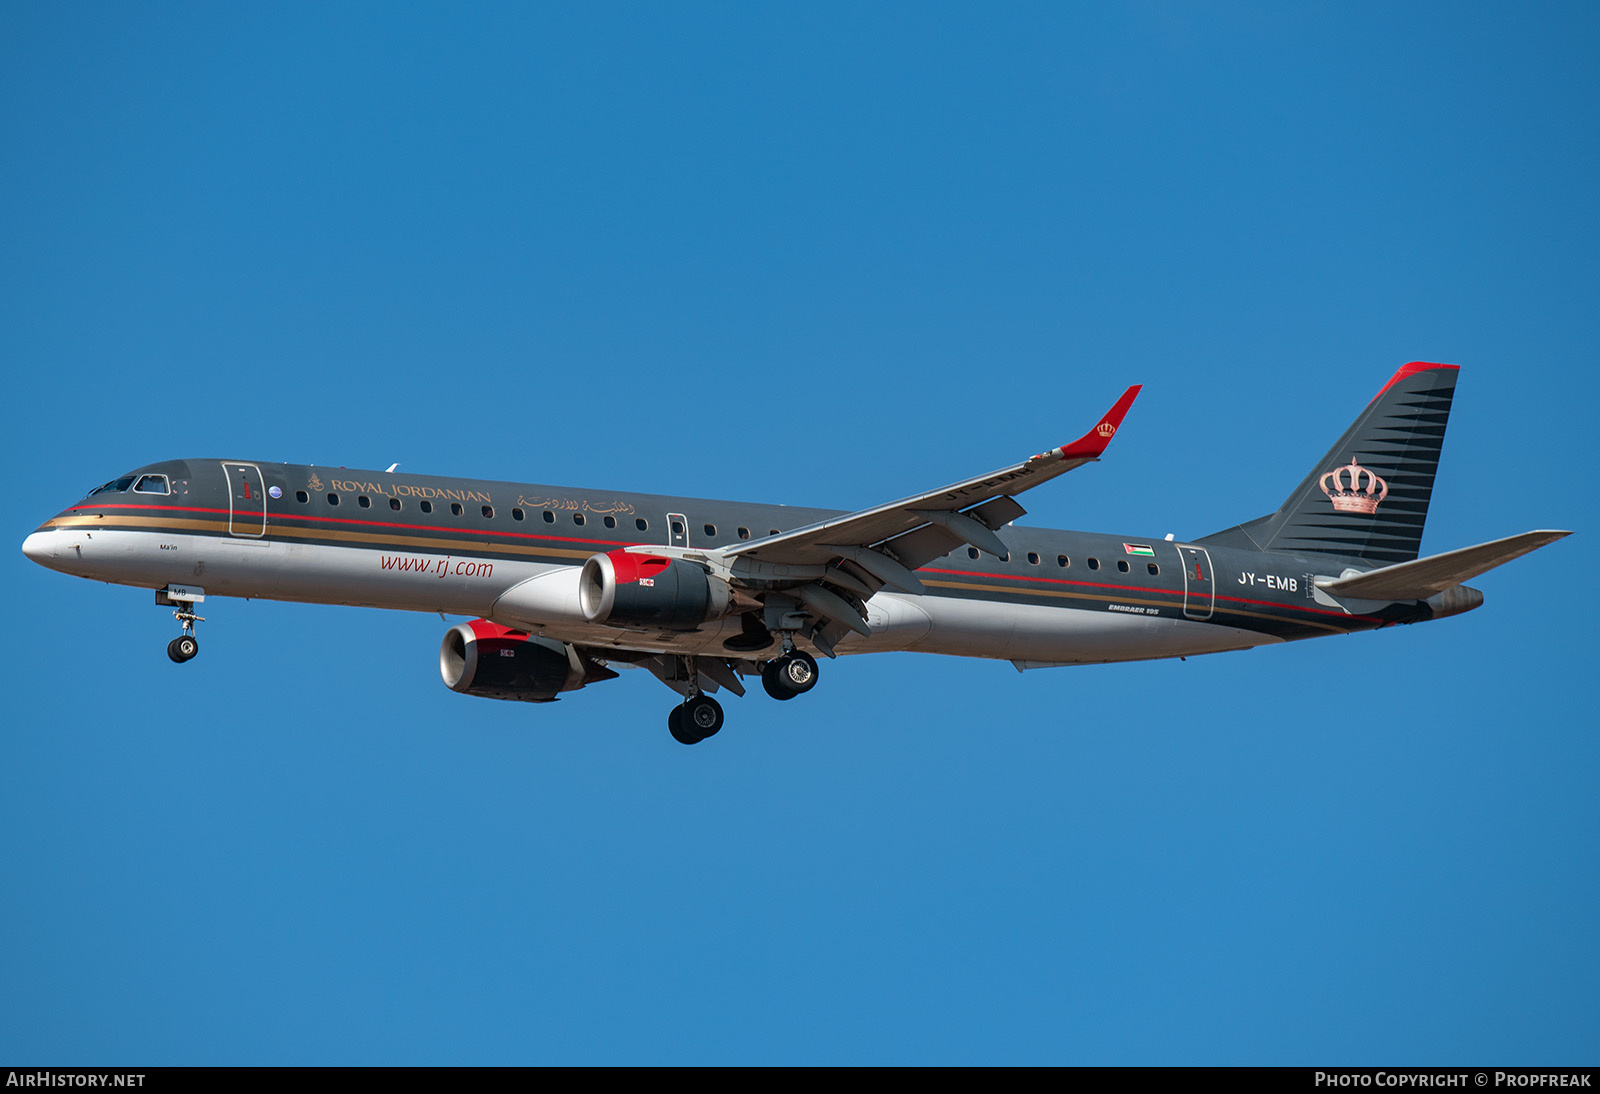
[
  {"xmin": 1095, "ymin": 421, "xmax": 1116, "ymax": 438},
  {"xmin": 1319, "ymin": 459, "xmax": 1387, "ymax": 514}
]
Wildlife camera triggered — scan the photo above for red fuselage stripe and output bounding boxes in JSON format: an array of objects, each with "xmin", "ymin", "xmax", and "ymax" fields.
[
  {"xmin": 67, "ymin": 506, "xmax": 1382, "ymax": 624},
  {"xmin": 919, "ymin": 566, "xmax": 1380, "ymax": 622},
  {"xmin": 65, "ymin": 502, "xmax": 636, "ymax": 548}
]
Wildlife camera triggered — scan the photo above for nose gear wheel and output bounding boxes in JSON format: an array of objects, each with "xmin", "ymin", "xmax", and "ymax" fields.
[{"xmin": 167, "ymin": 602, "xmax": 205, "ymax": 663}]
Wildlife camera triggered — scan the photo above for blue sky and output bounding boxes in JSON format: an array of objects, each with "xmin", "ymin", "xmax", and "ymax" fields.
[{"xmin": 3, "ymin": 3, "xmax": 1596, "ymax": 1064}]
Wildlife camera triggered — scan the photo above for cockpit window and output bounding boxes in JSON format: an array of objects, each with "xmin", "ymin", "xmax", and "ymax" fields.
[
  {"xmin": 87, "ymin": 476, "xmax": 137, "ymax": 497},
  {"xmin": 133, "ymin": 474, "xmax": 170, "ymax": 495}
]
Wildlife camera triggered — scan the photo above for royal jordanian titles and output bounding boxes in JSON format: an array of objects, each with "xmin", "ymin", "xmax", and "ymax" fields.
[{"xmin": 22, "ymin": 363, "xmax": 1569, "ymax": 744}]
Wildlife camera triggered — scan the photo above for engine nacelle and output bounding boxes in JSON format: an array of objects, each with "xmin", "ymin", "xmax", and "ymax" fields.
[
  {"xmin": 439, "ymin": 619, "xmax": 581, "ymax": 703},
  {"xmin": 579, "ymin": 550, "xmax": 731, "ymax": 631}
]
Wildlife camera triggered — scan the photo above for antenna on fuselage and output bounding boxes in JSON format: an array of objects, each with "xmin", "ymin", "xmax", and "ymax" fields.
[{"xmin": 386, "ymin": 463, "xmax": 400, "ymax": 473}]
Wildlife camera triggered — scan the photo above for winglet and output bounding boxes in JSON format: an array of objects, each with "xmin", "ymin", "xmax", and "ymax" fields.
[{"xmin": 1056, "ymin": 385, "xmax": 1142, "ymax": 460}]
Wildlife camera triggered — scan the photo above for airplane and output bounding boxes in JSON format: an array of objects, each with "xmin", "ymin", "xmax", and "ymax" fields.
[{"xmin": 21, "ymin": 361, "xmax": 1569, "ymax": 745}]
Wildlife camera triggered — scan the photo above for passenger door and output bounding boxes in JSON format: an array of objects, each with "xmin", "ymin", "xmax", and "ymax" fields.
[
  {"xmin": 1177, "ymin": 545, "xmax": 1214, "ymax": 620},
  {"xmin": 223, "ymin": 462, "xmax": 267, "ymax": 538}
]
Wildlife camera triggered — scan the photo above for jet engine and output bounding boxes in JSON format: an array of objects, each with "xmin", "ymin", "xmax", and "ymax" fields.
[
  {"xmin": 440, "ymin": 619, "xmax": 595, "ymax": 702},
  {"xmin": 579, "ymin": 549, "xmax": 731, "ymax": 631}
]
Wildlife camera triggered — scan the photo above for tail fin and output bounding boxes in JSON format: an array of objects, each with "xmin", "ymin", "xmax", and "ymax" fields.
[{"xmin": 1199, "ymin": 362, "xmax": 1459, "ymax": 565}]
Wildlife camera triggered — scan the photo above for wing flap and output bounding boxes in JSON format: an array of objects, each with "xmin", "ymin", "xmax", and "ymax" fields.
[
  {"xmin": 967, "ymin": 495, "xmax": 1028, "ymax": 531},
  {"xmin": 880, "ymin": 523, "xmax": 967, "ymax": 573}
]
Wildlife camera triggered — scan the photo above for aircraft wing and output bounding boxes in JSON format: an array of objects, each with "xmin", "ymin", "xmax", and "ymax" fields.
[{"xmin": 716, "ymin": 385, "xmax": 1141, "ymax": 592}]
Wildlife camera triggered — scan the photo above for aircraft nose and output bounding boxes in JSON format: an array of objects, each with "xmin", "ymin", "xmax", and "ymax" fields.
[
  {"xmin": 22, "ymin": 531, "xmax": 52, "ymax": 563},
  {"xmin": 23, "ymin": 530, "xmax": 68, "ymax": 569}
]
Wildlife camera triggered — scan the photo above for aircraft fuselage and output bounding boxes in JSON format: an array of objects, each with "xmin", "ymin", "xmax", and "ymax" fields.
[
  {"xmin": 27, "ymin": 364, "xmax": 1547, "ymax": 744},
  {"xmin": 23, "ymin": 457, "xmax": 1440, "ymax": 670}
]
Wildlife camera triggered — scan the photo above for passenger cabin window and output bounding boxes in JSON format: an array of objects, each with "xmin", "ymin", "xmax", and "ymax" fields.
[
  {"xmin": 482, "ymin": 505, "xmax": 494, "ymax": 519},
  {"xmin": 968, "ymin": 548, "xmax": 980, "ymax": 560},
  {"xmin": 450, "ymin": 503, "xmax": 463, "ymax": 517},
  {"xmin": 1087, "ymin": 557, "xmax": 1099, "ymax": 570},
  {"xmin": 738, "ymin": 527, "xmax": 750, "ymax": 540},
  {"xmin": 572, "ymin": 513, "xmax": 584, "ymax": 526},
  {"xmin": 295, "ymin": 491, "xmax": 309, "ymax": 504},
  {"xmin": 1057, "ymin": 555, "xmax": 1069, "ymax": 568},
  {"xmin": 635, "ymin": 518, "xmax": 649, "ymax": 531},
  {"xmin": 1148, "ymin": 563, "xmax": 1160, "ymax": 576},
  {"xmin": 133, "ymin": 474, "xmax": 170, "ymax": 495},
  {"xmin": 358, "ymin": 496, "xmax": 371, "ymax": 508},
  {"xmin": 603, "ymin": 516, "xmax": 616, "ymax": 529},
  {"xmin": 327, "ymin": 493, "xmax": 339, "ymax": 505},
  {"xmin": 1027, "ymin": 552, "xmax": 1039, "ymax": 565},
  {"xmin": 390, "ymin": 498, "xmax": 401, "ymax": 511},
  {"xmin": 671, "ymin": 520, "xmax": 684, "ymax": 536},
  {"xmin": 703, "ymin": 524, "xmax": 716, "ymax": 538},
  {"xmin": 1117, "ymin": 560, "xmax": 1129, "ymax": 573},
  {"xmin": 512, "ymin": 508, "xmax": 525, "ymax": 521},
  {"xmin": 543, "ymin": 511, "xmax": 555, "ymax": 523},
  {"xmin": 420, "ymin": 501, "xmax": 433, "ymax": 514}
]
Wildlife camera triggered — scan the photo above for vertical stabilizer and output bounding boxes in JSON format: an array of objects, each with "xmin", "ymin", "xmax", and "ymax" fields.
[{"xmin": 1199, "ymin": 362, "xmax": 1459, "ymax": 565}]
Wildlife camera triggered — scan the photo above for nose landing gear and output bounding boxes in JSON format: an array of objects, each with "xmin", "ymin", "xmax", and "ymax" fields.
[
  {"xmin": 157, "ymin": 585, "xmax": 205, "ymax": 664},
  {"xmin": 166, "ymin": 605, "xmax": 203, "ymax": 663}
]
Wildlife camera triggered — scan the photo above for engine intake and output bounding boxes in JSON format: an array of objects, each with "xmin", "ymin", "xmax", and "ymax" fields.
[
  {"xmin": 440, "ymin": 620, "xmax": 579, "ymax": 703},
  {"xmin": 579, "ymin": 550, "xmax": 730, "ymax": 631}
]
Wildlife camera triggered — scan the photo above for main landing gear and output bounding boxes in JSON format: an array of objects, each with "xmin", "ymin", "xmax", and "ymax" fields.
[
  {"xmin": 669, "ymin": 694, "xmax": 725, "ymax": 745},
  {"xmin": 664, "ymin": 650, "xmax": 822, "ymax": 745},
  {"xmin": 762, "ymin": 650, "xmax": 818, "ymax": 701}
]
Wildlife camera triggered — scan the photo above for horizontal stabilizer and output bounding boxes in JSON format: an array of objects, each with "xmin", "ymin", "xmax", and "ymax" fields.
[{"xmin": 1315, "ymin": 530, "xmax": 1571, "ymax": 600}]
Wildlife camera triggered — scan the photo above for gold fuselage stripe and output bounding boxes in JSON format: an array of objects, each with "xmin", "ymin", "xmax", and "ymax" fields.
[
  {"xmin": 44, "ymin": 514, "xmax": 596, "ymax": 560},
  {"xmin": 45, "ymin": 514, "xmax": 1343, "ymax": 634}
]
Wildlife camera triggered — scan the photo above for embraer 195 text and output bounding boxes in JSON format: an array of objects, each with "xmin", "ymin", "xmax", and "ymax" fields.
[{"xmin": 23, "ymin": 362, "xmax": 1569, "ymax": 744}]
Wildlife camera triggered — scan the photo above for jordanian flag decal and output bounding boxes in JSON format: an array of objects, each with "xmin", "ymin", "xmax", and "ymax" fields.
[{"xmin": 1122, "ymin": 543, "xmax": 1155, "ymax": 557}]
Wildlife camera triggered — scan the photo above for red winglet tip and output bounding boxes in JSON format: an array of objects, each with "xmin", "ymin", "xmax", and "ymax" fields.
[
  {"xmin": 1060, "ymin": 384, "xmax": 1141, "ymax": 459},
  {"xmin": 1370, "ymin": 361, "xmax": 1459, "ymax": 403}
]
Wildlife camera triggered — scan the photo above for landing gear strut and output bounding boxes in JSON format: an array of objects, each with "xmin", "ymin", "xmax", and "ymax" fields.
[
  {"xmin": 165, "ymin": 601, "xmax": 204, "ymax": 663},
  {"xmin": 668, "ymin": 694, "xmax": 724, "ymax": 745},
  {"xmin": 762, "ymin": 650, "xmax": 819, "ymax": 701}
]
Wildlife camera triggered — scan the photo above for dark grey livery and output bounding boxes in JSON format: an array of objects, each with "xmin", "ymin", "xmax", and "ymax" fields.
[
  {"xmin": 1203, "ymin": 362, "xmax": 1458, "ymax": 564},
  {"xmin": 23, "ymin": 362, "xmax": 1569, "ymax": 745}
]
